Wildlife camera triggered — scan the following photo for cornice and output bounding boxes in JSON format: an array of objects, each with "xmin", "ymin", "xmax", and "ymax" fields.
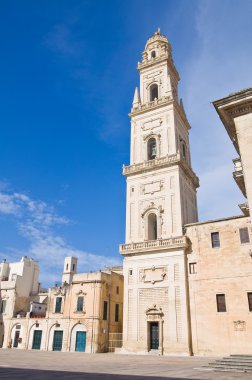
[
  {"xmin": 213, "ymin": 88, "xmax": 252, "ymax": 153},
  {"xmin": 123, "ymin": 153, "xmax": 199, "ymax": 188},
  {"xmin": 138, "ymin": 56, "xmax": 180, "ymax": 82},
  {"xmin": 129, "ymin": 97, "xmax": 191, "ymax": 131},
  {"xmin": 129, "ymin": 96, "xmax": 172, "ymax": 117}
]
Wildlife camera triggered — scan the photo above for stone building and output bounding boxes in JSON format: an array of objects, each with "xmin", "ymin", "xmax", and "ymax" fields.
[
  {"xmin": 0, "ymin": 257, "xmax": 123, "ymax": 353},
  {"xmin": 0, "ymin": 256, "xmax": 44, "ymax": 348},
  {"xmin": 120, "ymin": 31, "xmax": 252, "ymax": 356}
]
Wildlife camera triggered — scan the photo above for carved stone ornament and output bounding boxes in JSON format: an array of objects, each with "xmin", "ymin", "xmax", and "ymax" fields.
[
  {"xmin": 53, "ymin": 287, "xmax": 66, "ymax": 296},
  {"xmin": 139, "ymin": 266, "xmax": 167, "ymax": 284},
  {"xmin": 141, "ymin": 203, "xmax": 164, "ymax": 218},
  {"xmin": 146, "ymin": 304, "xmax": 163, "ymax": 320},
  {"xmin": 76, "ymin": 290, "xmax": 86, "ymax": 296},
  {"xmin": 233, "ymin": 320, "xmax": 246, "ymax": 331}
]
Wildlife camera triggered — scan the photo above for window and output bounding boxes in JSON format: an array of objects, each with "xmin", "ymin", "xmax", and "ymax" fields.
[
  {"xmin": 248, "ymin": 292, "xmax": 252, "ymax": 312},
  {"xmin": 76, "ymin": 296, "xmax": 84, "ymax": 312},
  {"xmin": 72, "ymin": 264, "xmax": 75, "ymax": 271},
  {"xmin": 211, "ymin": 232, "xmax": 220, "ymax": 248},
  {"xmin": 239, "ymin": 227, "xmax": 250, "ymax": 244},
  {"xmin": 129, "ymin": 269, "xmax": 133, "ymax": 276},
  {"xmin": 103, "ymin": 301, "xmax": 108, "ymax": 321},
  {"xmin": 216, "ymin": 294, "xmax": 226, "ymax": 312},
  {"xmin": 55, "ymin": 297, "xmax": 62, "ymax": 313},
  {"xmin": 151, "ymin": 50, "xmax": 156, "ymax": 58},
  {"xmin": 66, "ymin": 264, "xmax": 68, "ymax": 271},
  {"xmin": 115, "ymin": 304, "xmax": 119, "ymax": 322},
  {"xmin": 0, "ymin": 300, "xmax": 6, "ymax": 313},
  {"xmin": 148, "ymin": 213, "xmax": 157, "ymax": 240},
  {"xmin": 189, "ymin": 262, "xmax": 197, "ymax": 274},
  {"xmin": 150, "ymin": 84, "xmax": 158, "ymax": 101},
  {"xmin": 147, "ymin": 138, "xmax": 157, "ymax": 160},
  {"xmin": 182, "ymin": 143, "xmax": 186, "ymax": 160},
  {"xmin": 116, "ymin": 286, "xmax": 119, "ymax": 295}
]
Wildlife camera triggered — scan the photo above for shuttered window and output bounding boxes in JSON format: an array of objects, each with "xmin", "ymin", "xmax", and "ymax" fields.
[
  {"xmin": 248, "ymin": 293, "xmax": 252, "ymax": 312},
  {"xmin": 239, "ymin": 228, "xmax": 250, "ymax": 244},
  {"xmin": 216, "ymin": 294, "xmax": 226, "ymax": 312},
  {"xmin": 76, "ymin": 296, "xmax": 84, "ymax": 312},
  {"xmin": 189, "ymin": 262, "xmax": 197, "ymax": 274},
  {"xmin": 103, "ymin": 301, "xmax": 108, "ymax": 321},
  {"xmin": 0, "ymin": 300, "xmax": 6, "ymax": 313},
  {"xmin": 211, "ymin": 232, "xmax": 220, "ymax": 248},
  {"xmin": 55, "ymin": 297, "xmax": 62, "ymax": 313},
  {"xmin": 115, "ymin": 304, "xmax": 119, "ymax": 322}
]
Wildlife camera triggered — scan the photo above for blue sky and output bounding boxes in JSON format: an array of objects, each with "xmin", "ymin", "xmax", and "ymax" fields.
[{"xmin": 0, "ymin": 0, "xmax": 251, "ymax": 285}]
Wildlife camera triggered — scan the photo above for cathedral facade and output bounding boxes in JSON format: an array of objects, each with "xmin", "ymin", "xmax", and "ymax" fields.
[{"xmin": 120, "ymin": 31, "xmax": 252, "ymax": 355}]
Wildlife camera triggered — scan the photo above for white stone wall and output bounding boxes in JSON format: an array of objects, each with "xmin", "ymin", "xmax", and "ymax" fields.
[{"xmin": 122, "ymin": 250, "xmax": 191, "ymax": 354}]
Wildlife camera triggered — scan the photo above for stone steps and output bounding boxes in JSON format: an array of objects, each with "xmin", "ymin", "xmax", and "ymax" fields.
[{"xmin": 206, "ymin": 355, "xmax": 252, "ymax": 373}]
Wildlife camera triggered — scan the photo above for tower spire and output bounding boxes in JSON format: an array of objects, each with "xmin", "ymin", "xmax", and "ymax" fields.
[{"xmin": 132, "ymin": 87, "xmax": 141, "ymax": 109}]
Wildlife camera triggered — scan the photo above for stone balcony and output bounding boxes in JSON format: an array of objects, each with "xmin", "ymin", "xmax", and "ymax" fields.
[
  {"xmin": 130, "ymin": 96, "xmax": 172, "ymax": 116},
  {"xmin": 233, "ymin": 158, "xmax": 246, "ymax": 197},
  {"xmin": 119, "ymin": 236, "xmax": 189, "ymax": 256},
  {"xmin": 123, "ymin": 153, "xmax": 199, "ymax": 187},
  {"xmin": 123, "ymin": 153, "xmax": 179, "ymax": 176}
]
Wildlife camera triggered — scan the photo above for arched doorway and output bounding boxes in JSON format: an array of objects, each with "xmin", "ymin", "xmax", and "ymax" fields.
[
  {"xmin": 70, "ymin": 323, "xmax": 87, "ymax": 352},
  {"xmin": 146, "ymin": 305, "xmax": 164, "ymax": 354}
]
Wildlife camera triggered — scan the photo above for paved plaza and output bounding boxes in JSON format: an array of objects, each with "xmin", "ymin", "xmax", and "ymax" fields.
[{"xmin": 0, "ymin": 350, "xmax": 251, "ymax": 380}]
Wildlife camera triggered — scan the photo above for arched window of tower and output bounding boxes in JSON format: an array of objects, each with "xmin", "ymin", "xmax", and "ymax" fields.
[
  {"xmin": 150, "ymin": 84, "xmax": 158, "ymax": 101},
  {"xmin": 151, "ymin": 50, "xmax": 156, "ymax": 59},
  {"xmin": 147, "ymin": 138, "xmax": 157, "ymax": 160},
  {"xmin": 148, "ymin": 213, "xmax": 157, "ymax": 240}
]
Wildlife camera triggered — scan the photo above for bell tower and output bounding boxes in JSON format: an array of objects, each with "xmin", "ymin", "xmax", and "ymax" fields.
[{"xmin": 120, "ymin": 30, "xmax": 199, "ymax": 355}]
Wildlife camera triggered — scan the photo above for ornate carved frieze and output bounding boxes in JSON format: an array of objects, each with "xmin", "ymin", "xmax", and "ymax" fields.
[{"xmin": 227, "ymin": 102, "xmax": 252, "ymax": 118}]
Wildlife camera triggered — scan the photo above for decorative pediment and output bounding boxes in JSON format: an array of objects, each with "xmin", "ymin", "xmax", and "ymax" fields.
[
  {"xmin": 141, "ymin": 203, "xmax": 163, "ymax": 218},
  {"xmin": 143, "ymin": 132, "xmax": 161, "ymax": 142},
  {"xmin": 76, "ymin": 290, "xmax": 86, "ymax": 296},
  {"xmin": 146, "ymin": 304, "xmax": 162, "ymax": 314},
  {"xmin": 146, "ymin": 304, "xmax": 163, "ymax": 321},
  {"xmin": 53, "ymin": 287, "xmax": 66, "ymax": 296}
]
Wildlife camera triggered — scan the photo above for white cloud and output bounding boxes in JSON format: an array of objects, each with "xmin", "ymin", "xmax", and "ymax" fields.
[{"xmin": 0, "ymin": 188, "xmax": 121, "ymax": 286}]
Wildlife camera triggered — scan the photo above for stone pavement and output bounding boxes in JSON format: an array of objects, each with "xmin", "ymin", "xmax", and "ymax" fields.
[{"xmin": 0, "ymin": 349, "xmax": 251, "ymax": 380}]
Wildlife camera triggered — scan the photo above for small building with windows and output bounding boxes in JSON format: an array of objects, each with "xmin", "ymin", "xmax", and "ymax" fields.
[
  {"xmin": 0, "ymin": 256, "xmax": 45, "ymax": 349},
  {"xmin": 1, "ymin": 256, "xmax": 123, "ymax": 353},
  {"xmin": 43, "ymin": 257, "xmax": 123, "ymax": 353}
]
